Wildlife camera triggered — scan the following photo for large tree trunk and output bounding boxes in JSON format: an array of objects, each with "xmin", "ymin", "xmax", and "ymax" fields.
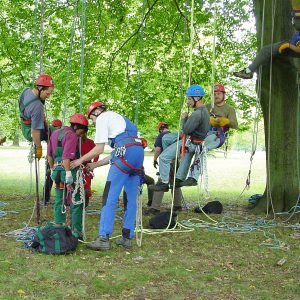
[{"xmin": 253, "ymin": 0, "xmax": 300, "ymax": 213}]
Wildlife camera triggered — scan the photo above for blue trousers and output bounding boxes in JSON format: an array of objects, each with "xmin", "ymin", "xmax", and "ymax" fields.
[{"xmin": 99, "ymin": 146, "xmax": 144, "ymax": 239}]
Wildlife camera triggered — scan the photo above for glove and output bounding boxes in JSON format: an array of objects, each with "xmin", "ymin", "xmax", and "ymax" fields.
[
  {"xmin": 218, "ymin": 117, "xmax": 230, "ymax": 127},
  {"xmin": 153, "ymin": 160, "xmax": 159, "ymax": 169},
  {"xmin": 35, "ymin": 145, "xmax": 43, "ymax": 160},
  {"xmin": 278, "ymin": 42, "xmax": 290, "ymax": 54},
  {"xmin": 65, "ymin": 171, "xmax": 73, "ymax": 185},
  {"xmin": 210, "ymin": 116, "xmax": 220, "ymax": 127}
]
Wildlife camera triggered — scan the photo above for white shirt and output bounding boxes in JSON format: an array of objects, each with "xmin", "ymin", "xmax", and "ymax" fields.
[{"xmin": 94, "ymin": 111, "xmax": 126, "ymax": 144}]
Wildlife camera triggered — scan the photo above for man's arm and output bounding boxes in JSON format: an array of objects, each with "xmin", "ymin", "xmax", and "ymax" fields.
[
  {"xmin": 47, "ymin": 156, "xmax": 54, "ymax": 169},
  {"xmin": 31, "ymin": 128, "xmax": 41, "ymax": 146},
  {"xmin": 154, "ymin": 147, "xmax": 161, "ymax": 161},
  {"xmin": 182, "ymin": 111, "xmax": 201, "ymax": 135},
  {"xmin": 228, "ymin": 107, "xmax": 238, "ymax": 129}
]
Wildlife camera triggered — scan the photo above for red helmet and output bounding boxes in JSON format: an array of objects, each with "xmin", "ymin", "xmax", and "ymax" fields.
[
  {"xmin": 214, "ymin": 84, "xmax": 225, "ymax": 93},
  {"xmin": 157, "ymin": 122, "xmax": 168, "ymax": 131},
  {"xmin": 52, "ymin": 119, "xmax": 62, "ymax": 128},
  {"xmin": 87, "ymin": 101, "xmax": 106, "ymax": 118},
  {"xmin": 70, "ymin": 113, "xmax": 88, "ymax": 127},
  {"xmin": 36, "ymin": 74, "xmax": 54, "ymax": 87}
]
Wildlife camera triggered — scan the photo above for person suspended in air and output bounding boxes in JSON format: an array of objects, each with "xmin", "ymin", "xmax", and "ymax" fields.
[
  {"xmin": 149, "ymin": 84, "xmax": 210, "ymax": 192},
  {"xmin": 18, "ymin": 74, "xmax": 54, "ymax": 160},
  {"xmin": 180, "ymin": 84, "xmax": 238, "ymax": 187},
  {"xmin": 71, "ymin": 101, "xmax": 144, "ymax": 250},
  {"xmin": 47, "ymin": 113, "xmax": 89, "ymax": 241},
  {"xmin": 233, "ymin": 12, "xmax": 300, "ymax": 79}
]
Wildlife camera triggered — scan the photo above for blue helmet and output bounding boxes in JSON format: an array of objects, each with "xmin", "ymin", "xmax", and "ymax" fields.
[{"xmin": 186, "ymin": 84, "xmax": 205, "ymax": 97}]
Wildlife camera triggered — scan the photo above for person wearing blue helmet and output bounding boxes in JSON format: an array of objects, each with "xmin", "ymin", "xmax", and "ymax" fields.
[{"xmin": 150, "ymin": 84, "xmax": 210, "ymax": 192}]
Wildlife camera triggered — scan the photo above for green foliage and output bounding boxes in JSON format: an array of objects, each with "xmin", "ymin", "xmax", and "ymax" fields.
[{"xmin": 0, "ymin": 0, "xmax": 257, "ymax": 143}]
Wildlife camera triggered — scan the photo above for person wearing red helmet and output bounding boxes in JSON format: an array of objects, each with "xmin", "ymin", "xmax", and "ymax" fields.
[
  {"xmin": 71, "ymin": 100, "xmax": 144, "ymax": 250},
  {"xmin": 180, "ymin": 83, "xmax": 238, "ymax": 187},
  {"xmin": 47, "ymin": 113, "xmax": 88, "ymax": 240},
  {"xmin": 18, "ymin": 74, "xmax": 55, "ymax": 160}
]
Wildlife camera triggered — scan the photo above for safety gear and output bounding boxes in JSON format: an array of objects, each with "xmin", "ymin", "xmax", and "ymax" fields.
[
  {"xmin": 186, "ymin": 84, "xmax": 205, "ymax": 97},
  {"xmin": 115, "ymin": 237, "xmax": 132, "ymax": 248},
  {"xmin": 141, "ymin": 138, "xmax": 148, "ymax": 148},
  {"xmin": 65, "ymin": 171, "xmax": 73, "ymax": 185},
  {"xmin": 210, "ymin": 116, "xmax": 220, "ymax": 127},
  {"xmin": 52, "ymin": 119, "xmax": 62, "ymax": 128},
  {"xmin": 87, "ymin": 236, "xmax": 110, "ymax": 251},
  {"xmin": 35, "ymin": 145, "xmax": 43, "ymax": 160},
  {"xmin": 70, "ymin": 113, "xmax": 88, "ymax": 127},
  {"xmin": 153, "ymin": 160, "xmax": 159, "ymax": 169},
  {"xmin": 157, "ymin": 122, "xmax": 168, "ymax": 131},
  {"xmin": 87, "ymin": 101, "xmax": 106, "ymax": 118},
  {"xmin": 36, "ymin": 74, "xmax": 54, "ymax": 87},
  {"xmin": 214, "ymin": 84, "xmax": 225, "ymax": 93},
  {"xmin": 233, "ymin": 69, "xmax": 253, "ymax": 79},
  {"xmin": 218, "ymin": 117, "xmax": 230, "ymax": 127},
  {"xmin": 278, "ymin": 42, "xmax": 290, "ymax": 54}
]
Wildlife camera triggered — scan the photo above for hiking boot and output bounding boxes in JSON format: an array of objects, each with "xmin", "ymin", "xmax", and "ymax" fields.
[
  {"xmin": 143, "ymin": 207, "xmax": 160, "ymax": 216},
  {"xmin": 173, "ymin": 206, "xmax": 182, "ymax": 212},
  {"xmin": 86, "ymin": 236, "xmax": 110, "ymax": 251},
  {"xmin": 180, "ymin": 177, "xmax": 197, "ymax": 187},
  {"xmin": 233, "ymin": 69, "xmax": 253, "ymax": 79},
  {"xmin": 170, "ymin": 178, "xmax": 183, "ymax": 189},
  {"xmin": 149, "ymin": 182, "xmax": 169, "ymax": 192},
  {"xmin": 115, "ymin": 237, "xmax": 132, "ymax": 249}
]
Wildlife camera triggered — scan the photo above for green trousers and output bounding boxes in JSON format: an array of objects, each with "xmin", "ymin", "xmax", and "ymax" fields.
[{"xmin": 52, "ymin": 168, "xmax": 83, "ymax": 236}]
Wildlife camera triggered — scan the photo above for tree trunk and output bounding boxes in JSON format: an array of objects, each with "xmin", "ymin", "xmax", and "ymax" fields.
[{"xmin": 253, "ymin": 0, "xmax": 300, "ymax": 213}]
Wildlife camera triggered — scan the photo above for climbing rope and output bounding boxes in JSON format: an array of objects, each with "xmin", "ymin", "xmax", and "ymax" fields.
[
  {"xmin": 210, "ymin": 1, "xmax": 217, "ymax": 109},
  {"xmin": 79, "ymin": 0, "xmax": 86, "ymax": 114}
]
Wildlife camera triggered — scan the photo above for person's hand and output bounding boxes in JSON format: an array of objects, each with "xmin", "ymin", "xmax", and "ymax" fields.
[
  {"xmin": 65, "ymin": 171, "xmax": 73, "ymax": 185},
  {"xmin": 87, "ymin": 162, "xmax": 98, "ymax": 171},
  {"xmin": 209, "ymin": 116, "xmax": 220, "ymax": 127},
  {"xmin": 70, "ymin": 158, "xmax": 82, "ymax": 169},
  {"xmin": 218, "ymin": 117, "xmax": 230, "ymax": 127},
  {"xmin": 35, "ymin": 145, "xmax": 43, "ymax": 160},
  {"xmin": 181, "ymin": 112, "xmax": 188, "ymax": 119},
  {"xmin": 278, "ymin": 42, "xmax": 290, "ymax": 54},
  {"xmin": 153, "ymin": 160, "xmax": 159, "ymax": 169}
]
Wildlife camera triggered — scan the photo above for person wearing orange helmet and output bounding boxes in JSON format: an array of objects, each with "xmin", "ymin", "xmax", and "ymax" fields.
[
  {"xmin": 47, "ymin": 113, "xmax": 88, "ymax": 240},
  {"xmin": 71, "ymin": 100, "xmax": 144, "ymax": 250},
  {"xmin": 18, "ymin": 74, "xmax": 55, "ymax": 160},
  {"xmin": 180, "ymin": 84, "xmax": 238, "ymax": 187}
]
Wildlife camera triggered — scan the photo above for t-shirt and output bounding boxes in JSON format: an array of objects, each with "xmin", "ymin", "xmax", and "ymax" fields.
[
  {"xmin": 20, "ymin": 88, "xmax": 45, "ymax": 130},
  {"xmin": 181, "ymin": 106, "xmax": 210, "ymax": 140},
  {"xmin": 47, "ymin": 126, "xmax": 78, "ymax": 161},
  {"xmin": 94, "ymin": 111, "xmax": 126, "ymax": 144},
  {"xmin": 81, "ymin": 138, "xmax": 99, "ymax": 163},
  {"xmin": 154, "ymin": 130, "xmax": 170, "ymax": 149},
  {"xmin": 206, "ymin": 103, "xmax": 238, "ymax": 129}
]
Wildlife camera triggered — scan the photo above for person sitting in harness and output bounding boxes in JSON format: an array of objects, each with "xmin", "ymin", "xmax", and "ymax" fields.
[
  {"xmin": 71, "ymin": 100, "xmax": 144, "ymax": 250},
  {"xmin": 180, "ymin": 83, "xmax": 238, "ymax": 187},
  {"xmin": 18, "ymin": 74, "xmax": 54, "ymax": 160},
  {"xmin": 150, "ymin": 84, "xmax": 210, "ymax": 192},
  {"xmin": 47, "ymin": 113, "xmax": 89, "ymax": 240}
]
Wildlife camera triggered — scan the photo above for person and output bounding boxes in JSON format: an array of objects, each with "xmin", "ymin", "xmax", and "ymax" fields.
[
  {"xmin": 153, "ymin": 122, "xmax": 170, "ymax": 169},
  {"xmin": 80, "ymin": 133, "xmax": 99, "ymax": 207},
  {"xmin": 71, "ymin": 101, "xmax": 144, "ymax": 250},
  {"xmin": 150, "ymin": 84, "xmax": 210, "ymax": 192},
  {"xmin": 18, "ymin": 74, "xmax": 54, "ymax": 160},
  {"xmin": 43, "ymin": 118, "xmax": 63, "ymax": 205},
  {"xmin": 47, "ymin": 113, "xmax": 88, "ymax": 240},
  {"xmin": 180, "ymin": 83, "xmax": 238, "ymax": 186},
  {"xmin": 233, "ymin": 14, "xmax": 300, "ymax": 79}
]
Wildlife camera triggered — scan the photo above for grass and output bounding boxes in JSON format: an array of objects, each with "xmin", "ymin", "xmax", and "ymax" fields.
[{"xmin": 1, "ymin": 146, "xmax": 300, "ymax": 299}]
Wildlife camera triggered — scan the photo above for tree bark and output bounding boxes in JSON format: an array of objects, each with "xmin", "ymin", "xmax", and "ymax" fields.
[{"xmin": 253, "ymin": 0, "xmax": 300, "ymax": 213}]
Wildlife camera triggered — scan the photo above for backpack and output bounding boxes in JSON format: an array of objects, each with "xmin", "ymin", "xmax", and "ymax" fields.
[
  {"xmin": 194, "ymin": 200, "xmax": 223, "ymax": 214},
  {"xmin": 30, "ymin": 225, "xmax": 78, "ymax": 255},
  {"xmin": 149, "ymin": 212, "xmax": 177, "ymax": 229}
]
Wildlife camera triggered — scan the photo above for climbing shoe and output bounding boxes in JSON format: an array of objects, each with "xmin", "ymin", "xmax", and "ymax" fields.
[
  {"xmin": 143, "ymin": 207, "xmax": 160, "ymax": 216},
  {"xmin": 180, "ymin": 177, "xmax": 197, "ymax": 187},
  {"xmin": 170, "ymin": 178, "xmax": 183, "ymax": 189},
  {"xmin": 115, "ymin": 237, "xmax": 132, "ymax": 249},
  {"xmin": 86, "ymin": 236, "xmax": 110, "ymax": 251},
  {"xmin": 233, "ymin": 69, "xmax": 253, "ymax": 79},
  {"xmin": 149, "ymin": 182, "xmax": 169, "ymax": 192}
]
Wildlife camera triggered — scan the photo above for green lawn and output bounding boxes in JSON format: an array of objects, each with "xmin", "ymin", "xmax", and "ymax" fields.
[{"xmin": 1, "ymin": 147, "xmax": 300, "ymax": 299}]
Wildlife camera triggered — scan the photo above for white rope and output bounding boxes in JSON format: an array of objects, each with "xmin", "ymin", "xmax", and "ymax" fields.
[
  {"xmin": 135, "ymin": 185, "xmax": 143, "ymax": 247},
  {"xmin": 210, "ymin": 1, "xmax": 217, "ymax": 109},
  {"xmin": 71, "ymin": 167, "xmax": 85, "ymax": 206}
]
